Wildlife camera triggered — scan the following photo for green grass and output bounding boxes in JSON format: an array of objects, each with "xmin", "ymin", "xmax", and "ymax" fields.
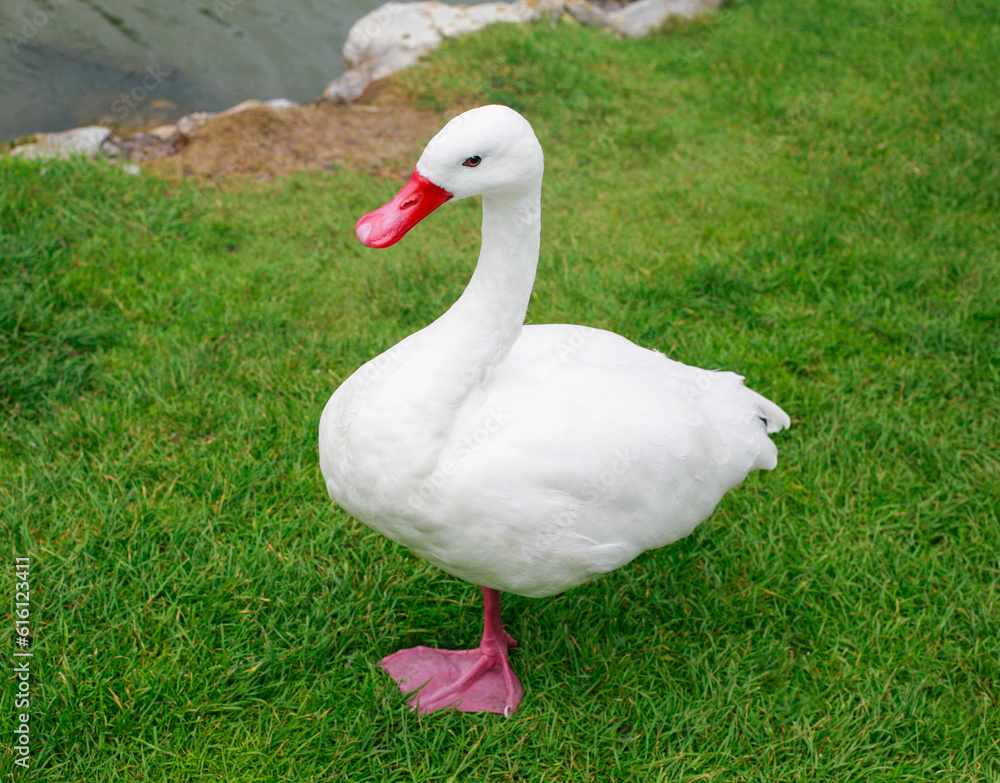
[{"xmin": 2, "ymin": 0, "xmax": 999, "ymax": 779}]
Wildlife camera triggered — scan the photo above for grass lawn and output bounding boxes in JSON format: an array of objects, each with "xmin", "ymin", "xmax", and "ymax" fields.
[{"xmin": 2, "ymin": 0, "xmax": 999, "ymax": 779}]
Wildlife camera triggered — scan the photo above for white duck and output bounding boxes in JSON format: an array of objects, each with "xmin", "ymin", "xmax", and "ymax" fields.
[{"xmin": 319, "ymin": 105, "xmax": 789, "ymax": 716}]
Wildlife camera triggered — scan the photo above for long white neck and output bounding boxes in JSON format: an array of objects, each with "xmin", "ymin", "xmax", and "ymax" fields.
[
  {"xmin": 353, "ymin": 185, "xmax": 542, "ymax": 479},
  {"xmin": 438, "ymin": 188, "xmax": 541, "ymax": 384}
]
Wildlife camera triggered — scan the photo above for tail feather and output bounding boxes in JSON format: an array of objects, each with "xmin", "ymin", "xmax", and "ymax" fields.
[{"xmin": 750, "ymin": 390, "xmax": 791, "ymax": 434}]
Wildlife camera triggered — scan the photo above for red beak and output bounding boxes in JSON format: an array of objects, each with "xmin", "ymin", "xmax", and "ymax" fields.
[{"xmin": 355, "ymin": 170, "xmax": 453, "ymax": 249}]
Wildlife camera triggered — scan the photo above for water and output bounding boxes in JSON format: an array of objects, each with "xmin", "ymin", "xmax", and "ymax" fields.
[{"xmin": 0, "ymin": 0, "xmax": 396, "ymax": 143}]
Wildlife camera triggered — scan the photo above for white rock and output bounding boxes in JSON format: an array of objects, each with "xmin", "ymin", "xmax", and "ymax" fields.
[
  {"xmin": 263, "ymin": 98, "xmax": 297, "ymax": 110},
  {"xmin": 219, "ymin": 98, "xmax": 297, "ymax": 117},
  {"xmin": 10, "ymin": 126, "xmax": 111, "ymax": 160},
  {"xmin": 173, "ymin": 98, "xmax": 296, "ymax": 140},
  {"xmin": 325, "ymin": 0, "xmax": 721, "ymax": 102},
  {"xmin": 325, "ymin": 0, "xmax": 562, "ymax": 102},
  {"xmin": 147, "ymin": 124, "xmax": 180, "ymax": 141},
  {"xmin": 567, "ymin": 0, "xmax": 722, "ymax": 37},
  {"xmin": 622, "ymin": 0, "xmax": 722, "ymax": 34},
  {"xmin": 175, "ymin": 112, "xmax": 216, "ymax": 139}
]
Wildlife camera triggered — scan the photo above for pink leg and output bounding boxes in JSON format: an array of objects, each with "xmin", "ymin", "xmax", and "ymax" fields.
[{"xmin": 380, "ymin": 587, "xmax": 524, "ymax": 715}]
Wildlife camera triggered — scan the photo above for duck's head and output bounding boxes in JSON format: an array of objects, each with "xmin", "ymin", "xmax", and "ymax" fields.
[{"xmin": 356, "ymin": 105, "xmax": 544, "ymax": 249}]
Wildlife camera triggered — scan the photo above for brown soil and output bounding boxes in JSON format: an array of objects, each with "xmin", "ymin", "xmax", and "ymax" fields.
[{"xmin": 142, "ymin": 86, "xmax": 456, "ymax": 182}]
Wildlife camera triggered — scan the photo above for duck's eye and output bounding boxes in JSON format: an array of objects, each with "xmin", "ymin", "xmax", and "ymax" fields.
[{"xmin": 463, "ymin": 155, "xmax": 482, "ymax": 168}]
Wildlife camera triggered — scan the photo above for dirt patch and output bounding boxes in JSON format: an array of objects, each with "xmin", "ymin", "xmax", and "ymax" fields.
[{"xmin": 143, "ymin": 89, "xmax": 454, "ymax": 182}]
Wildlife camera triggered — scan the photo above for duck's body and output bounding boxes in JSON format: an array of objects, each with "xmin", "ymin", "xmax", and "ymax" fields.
[
  {"xmin": 319, "ymin": 106, "xmax": 789, "ymax": 715},
  {"xmin": 322, "ymin": 322, "xmax": 786, "ymax": 599}
]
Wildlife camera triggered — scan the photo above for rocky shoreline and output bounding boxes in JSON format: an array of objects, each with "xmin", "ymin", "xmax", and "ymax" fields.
[{"xmin": 5, "ymin": 0, "xmax": 719, "ymax": 169}]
